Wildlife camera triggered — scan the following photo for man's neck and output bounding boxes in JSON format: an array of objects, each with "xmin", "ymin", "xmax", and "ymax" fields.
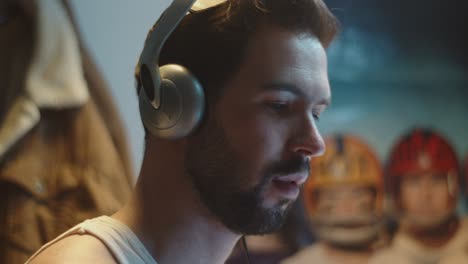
[
  {"xmin": 114, "ymin": 146, "xmax": 240, "ymax": 264},
  {"xmin": 245, "ymin": 234, "xmax": 289, "ymax": 253}
]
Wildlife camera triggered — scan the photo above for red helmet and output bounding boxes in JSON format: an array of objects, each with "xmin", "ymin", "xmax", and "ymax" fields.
[{"xmin": 387, "ymin": 128, "xmax": 460, "ymax": 198}]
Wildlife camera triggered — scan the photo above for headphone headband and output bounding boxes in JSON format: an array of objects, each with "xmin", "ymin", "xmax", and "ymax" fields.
[
  {"xmin": 139, "ymin": 0, "xmax": 196, "ymax": 109},
  {"xmin": 139, "ymin": 0, "xmax": 227, "ymax": 109},
  {"xmin": 190, "ymin": 0, "xmax": 227, "ymax": 13}
]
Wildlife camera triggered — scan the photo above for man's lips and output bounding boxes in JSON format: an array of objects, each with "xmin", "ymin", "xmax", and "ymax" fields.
[
  {"xmin": 273, "ymin": 172, "xmax": 309, "ymax": 185},
  {"xmin": 266, "ymin": 173, "xmax": 309, "ymax": 202}
]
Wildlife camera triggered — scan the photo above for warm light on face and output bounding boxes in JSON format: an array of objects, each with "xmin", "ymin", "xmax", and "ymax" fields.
[{"xmin": 186, "ymin": 26, "xmax": 331, "ymax": 235}]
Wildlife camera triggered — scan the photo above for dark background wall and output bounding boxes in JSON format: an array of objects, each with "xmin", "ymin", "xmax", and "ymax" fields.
[
  {"xmin": 321, "ymin": 0, "xmax": 468, "ymax": 161},
  {"xmin": 322, "ymin": 0, "xmax": 468, "ymax": 211}
]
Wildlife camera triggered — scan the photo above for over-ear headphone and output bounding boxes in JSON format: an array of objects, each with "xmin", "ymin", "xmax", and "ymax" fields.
[{"xmin": 138, "ymin": 0, "xmax": 226, "ymax": 139}]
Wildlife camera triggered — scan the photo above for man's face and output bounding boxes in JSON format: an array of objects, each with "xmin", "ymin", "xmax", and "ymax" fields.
[
  {"xmin": 186, "ymin": 26, "xmax": 330, "ymax": 235},
  {"xmin": 400, "ymin": 172, "xmax": 456, "ymax": 228}
]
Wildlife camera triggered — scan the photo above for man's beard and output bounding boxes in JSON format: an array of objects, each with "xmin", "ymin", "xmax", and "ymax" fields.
[{"xmin": 185, "ymin": 116, "xmax": 309, "ymax": 235}]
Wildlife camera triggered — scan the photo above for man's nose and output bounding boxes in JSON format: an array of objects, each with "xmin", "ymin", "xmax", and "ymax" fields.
[{"xmin": 290, "ymin": 114, "xmax": 325, "ymax": 158}]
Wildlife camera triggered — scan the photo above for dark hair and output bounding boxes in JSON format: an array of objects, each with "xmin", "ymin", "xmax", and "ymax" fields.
[{"xmin": 135, "ymin": 0, "xmax": 339, "ymax": 105}]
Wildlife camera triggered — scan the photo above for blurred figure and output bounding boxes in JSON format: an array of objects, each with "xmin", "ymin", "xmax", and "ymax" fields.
[
  {"xmin": 0, "ymin": 0, "xmax": 132, "ymax": 263},
  {"xmin": 369, "ymin": 128, "xmax": 468, "ymax": 264},
  {"xmin": 226, "ymin": 199, "xmax": 314, "ymax": 264},
  {"xmin": 283, "ymin": 135, "xmax": 386, "ymax": 264}
]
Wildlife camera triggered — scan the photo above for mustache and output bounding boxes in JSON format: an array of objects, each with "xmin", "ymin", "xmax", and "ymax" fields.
[{"xmin": 264, "ymin": 156, "xmax": 310, "ymax": 179}]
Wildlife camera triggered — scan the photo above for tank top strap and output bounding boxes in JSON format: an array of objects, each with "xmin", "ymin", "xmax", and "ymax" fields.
[{"xmin": 26, "ymin": 216, "xmax": 157, "ymax": 264}]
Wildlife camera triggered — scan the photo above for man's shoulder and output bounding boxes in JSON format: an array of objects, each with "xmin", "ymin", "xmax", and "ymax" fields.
[{"xmin": 29, "ymin": 234, "xmax": 118, "ymax": 264}]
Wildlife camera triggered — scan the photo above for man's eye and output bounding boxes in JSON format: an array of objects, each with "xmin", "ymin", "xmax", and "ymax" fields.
[{"xmin": 266, "ymin": 101, "xmax": 289, "ymax": 112}]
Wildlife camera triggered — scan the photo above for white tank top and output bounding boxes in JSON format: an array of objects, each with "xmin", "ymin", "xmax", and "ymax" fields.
[{"xmin": 26, "ymin": 216, "xmax": 157, "ymax": 264}]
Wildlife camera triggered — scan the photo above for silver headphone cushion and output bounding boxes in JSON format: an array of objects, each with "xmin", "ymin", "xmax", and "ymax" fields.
[{"xmin": 139, "ymin": 64, "xmax": 205, "ymax": 139}]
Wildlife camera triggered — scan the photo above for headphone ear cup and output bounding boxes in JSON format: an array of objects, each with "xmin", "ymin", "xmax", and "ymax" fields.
[{"xmin": 139, "ymin": 64, "xmax": 205, "ymax": 139}]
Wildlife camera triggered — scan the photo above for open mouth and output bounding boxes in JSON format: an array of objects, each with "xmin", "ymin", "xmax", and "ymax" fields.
[
  {"xmin": 270, "ymin": 173, "xmax": 308, "ymax": 200},
  {"xmin": 274, "ymin": 173, "xmax": 308, "ymax": 185}
]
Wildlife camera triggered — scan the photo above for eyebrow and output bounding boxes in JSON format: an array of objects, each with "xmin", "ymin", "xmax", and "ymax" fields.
[{"xmin": 262, "ymin": 83, "xmax": 331, "ymax": 106}]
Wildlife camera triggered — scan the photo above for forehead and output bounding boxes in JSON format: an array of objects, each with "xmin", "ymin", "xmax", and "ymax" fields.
[
  {"xmin": 250, "ymin": 26, "xmax": 326, "ymax": 72},
  {"xmin": 222, "ymin": 25, "xmax": 330, "ymax": 99}
]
